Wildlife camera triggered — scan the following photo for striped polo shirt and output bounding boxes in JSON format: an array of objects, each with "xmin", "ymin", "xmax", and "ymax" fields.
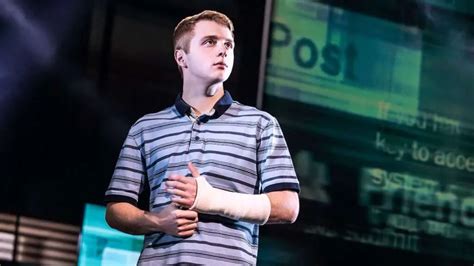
[{"xmin": 105, "ymin": 90, "xmax": 300, "ymax": 265}]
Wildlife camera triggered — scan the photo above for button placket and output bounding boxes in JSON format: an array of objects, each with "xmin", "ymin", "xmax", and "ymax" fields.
[
  {"xmin": 191, "ymin": 120, "xmax": 201, "ymax": 144},
  {"xmin": 187, "ymin": 121, "xmax": 196, "ymax": 151},
  {"xmin": 187, "ymin": 115, "xmax": 206, "ymax": 154}
]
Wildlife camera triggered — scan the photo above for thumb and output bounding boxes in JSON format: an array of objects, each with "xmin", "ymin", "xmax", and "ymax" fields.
[{"xmin": 188, "ymin": 162, "xmax": 200, "ymax": 178}]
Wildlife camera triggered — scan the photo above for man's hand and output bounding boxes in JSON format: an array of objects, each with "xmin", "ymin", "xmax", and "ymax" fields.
[
  {"xmin": 164, "ymin": 162, "xmax": 298, "ymax": 225},
  {"xmin": 165, "ymin": 162, "xmax": 199, "ymax": 209},
  {"xmin": 166, "ymin": 163, "xmax": 272, "ymax": 224},
  {"xmin": 148, "ymin": 204, "xmax": 198, "ymax": 237},
  {"xmin": 105, "ymin": 202, "xmax": 198, "ymax": 237}
]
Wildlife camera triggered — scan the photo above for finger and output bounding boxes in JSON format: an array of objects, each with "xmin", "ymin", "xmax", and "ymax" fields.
[
  {"xmin": 175, "ymin": 214, "xmax": 198, "ymax": 224},
  {"xmin": 188, "ymin": 162, "xmax": 200, "ymax": 178},
  {"xmin": 167, "ymin": 188, "xmax": 190, "ymax": 198},
  {"xmin": 177, "ymin": 229, "xmax": 196, "ymax": 237},
  {"xmin": 176, "ymin": 209, "xmax": 198, "ymax": 219},
  {"xmin": 165, "ymin": 180, "xmax": 189, "ymax": 190},
  {"xmin": 166, "ymin": 188, "xmax": 196, "ymax": 202},
  {"xmin": 167, "ymin": 177, "xmax": 195, "ymax": 187},
  {"xmin": 178, "ymin": 222, "xmax": 198, "ymax": 231},
  {"xmin": 167, "ymin": 174, "xmax": 179, "ymax": 181},
  {"xmin": 167, "ymin": 174, "xmax": 187, "ymax": 182},
  {"xmin": 177, "ymin": 217, "xmax": 196, "ymax": 226}
]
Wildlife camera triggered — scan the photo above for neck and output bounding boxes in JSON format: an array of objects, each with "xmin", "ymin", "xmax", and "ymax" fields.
[{"xmin": 182, "ymin": 81, "xmax": 224, "ymax": 115}]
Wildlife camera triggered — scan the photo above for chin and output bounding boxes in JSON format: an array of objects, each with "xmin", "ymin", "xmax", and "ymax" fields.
[
  {"xmin": 211, "ymin": 70, "xmax": 231, "ymax": 81},
  {"xmin": 210, "ymin": 76, "xmax": 229, "ymax": 84}
]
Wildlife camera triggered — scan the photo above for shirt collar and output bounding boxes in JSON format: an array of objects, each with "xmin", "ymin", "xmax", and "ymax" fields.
[{"xmin": 175, "ymin": 90, "xmax": 233, "ymax": 122}]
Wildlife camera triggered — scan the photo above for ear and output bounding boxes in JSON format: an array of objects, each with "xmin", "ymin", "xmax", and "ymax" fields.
[{"xmin": 174, "ymin": 49, "xmax": 187, "ymax": 68}]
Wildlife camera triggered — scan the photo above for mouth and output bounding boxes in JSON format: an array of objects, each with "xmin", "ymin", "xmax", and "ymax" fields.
[{"xmin": 213, "ymin": 62, "xmax": 227, "ymax": 68}]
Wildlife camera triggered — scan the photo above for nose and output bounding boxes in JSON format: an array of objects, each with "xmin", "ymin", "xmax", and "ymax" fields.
[
  {"xmin": 218, "ymin": 49, "xmax": 227, "ymax": 58},
  {"xmin": 218, "ymin": 42, "xmax": 229, "ymax": 57}
]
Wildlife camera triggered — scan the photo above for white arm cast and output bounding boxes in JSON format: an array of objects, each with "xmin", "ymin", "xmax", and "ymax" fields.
[{"xmin": 190, "ymin": 176, "xmax": 271, "ymax": 224}]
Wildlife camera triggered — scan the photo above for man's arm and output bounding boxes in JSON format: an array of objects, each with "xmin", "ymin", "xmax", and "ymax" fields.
[
  {"xmin": 166, "ymin": 163, "xmax": 299, "ymax": 224},
  {"xmin": 266, "ymin": 190, "xmax": 299, "ymax": 224},
  {"xmin": 106, "ymin": 202, "xmax": 199, "ymax": 237}
]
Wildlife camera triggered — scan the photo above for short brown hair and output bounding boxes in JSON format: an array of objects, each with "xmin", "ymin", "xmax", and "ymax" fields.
[{"xmin": 173, "ymin": 10, "xmax": 234, "ymax": 53}]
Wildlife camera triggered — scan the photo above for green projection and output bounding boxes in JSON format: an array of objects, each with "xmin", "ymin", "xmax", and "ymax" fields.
[
  {"xmin": 266, "ymin": 0, "xmax": 421, "ymax": 121},
  {"xmin": 78, "ymin": 204, "xmax": 143, "ymax": 266},
  {"xmin": 262, "ymin": 0, "xmax": 474, "ymax": 263},
  {"xmin": 360, "ymin": 167, "xmax": 474, "ymax": 256}
]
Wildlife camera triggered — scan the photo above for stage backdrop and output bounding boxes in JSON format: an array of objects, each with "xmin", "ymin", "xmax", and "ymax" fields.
[{"xmin": 258, "ymin": 0, "xmax": 474, "ymax": 265}]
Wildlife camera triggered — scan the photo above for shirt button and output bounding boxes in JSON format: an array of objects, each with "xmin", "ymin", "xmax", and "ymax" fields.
[{"xmin": 195, "ymin": 136, "xmax": 200, "ymax": 141}]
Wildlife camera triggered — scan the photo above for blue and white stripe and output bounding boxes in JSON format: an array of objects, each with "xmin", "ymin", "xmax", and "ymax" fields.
[{"xmin": 105, "ymin": 91, "xmax": 299, "ymax": 265}]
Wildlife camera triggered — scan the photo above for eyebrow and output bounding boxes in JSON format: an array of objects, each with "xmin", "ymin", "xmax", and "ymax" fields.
[{"xmin": 200, "ymin": 35, "xmax": 234, "ymax": 44}]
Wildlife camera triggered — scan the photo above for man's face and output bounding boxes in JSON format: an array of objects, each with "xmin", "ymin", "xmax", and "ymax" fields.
[{"xmin": 180, "ymin": 20, "xmax": 234, "ymax": 85}]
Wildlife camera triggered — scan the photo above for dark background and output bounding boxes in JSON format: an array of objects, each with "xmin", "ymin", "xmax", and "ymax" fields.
[
  {"xmin": 0, "ymin": 0, "xmax": 266, "ymax": 224},
  {"xmin": 1, "ymin": 0, "xmax": 473, "ymax": 265}
]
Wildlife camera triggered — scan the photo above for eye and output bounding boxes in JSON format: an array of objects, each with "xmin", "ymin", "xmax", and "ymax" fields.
[
  {"xmin": 203, "ymin": 39, "xmax": 216, "ymax": 46},
  {"xmin": 225, "ymin": 42, "xmax": 234, "ymax": 49}
]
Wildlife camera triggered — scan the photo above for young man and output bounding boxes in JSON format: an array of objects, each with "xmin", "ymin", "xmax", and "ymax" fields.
[{"xmin": 105, "ymin": 10, "xmax": 300, "ymax": 265}]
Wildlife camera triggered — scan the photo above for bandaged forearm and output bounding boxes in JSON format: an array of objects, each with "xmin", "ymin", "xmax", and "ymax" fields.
[{"xmin": 190, "ymin": 176, "xmax": 271, "ymax": 224}]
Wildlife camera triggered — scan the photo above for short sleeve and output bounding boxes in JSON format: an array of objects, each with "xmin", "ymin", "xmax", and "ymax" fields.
[
  {"xmin": 257, "ymin": 116, "xmax": 300, "ymax": 193},
  {"xmin": 104, "ymin": 128, "xmax": 146, "ymax": 205}
]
